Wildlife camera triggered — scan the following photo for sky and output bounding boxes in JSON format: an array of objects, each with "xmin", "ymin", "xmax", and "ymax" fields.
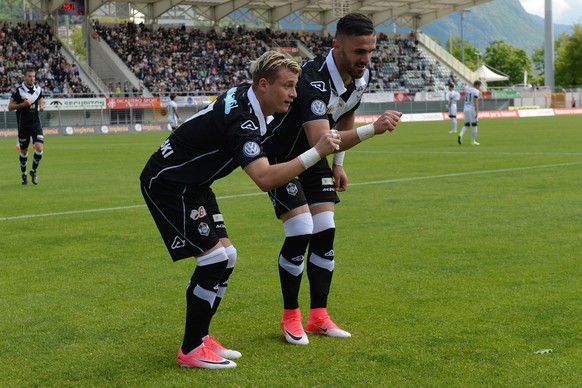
[{"xmin": 520, "ymin": 0, "xmax": 582, "ymax": 26}]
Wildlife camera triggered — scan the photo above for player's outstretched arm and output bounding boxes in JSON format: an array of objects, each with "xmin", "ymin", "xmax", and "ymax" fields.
[
  {"xmin": 333, "ymin": 110, "xmax": 403, "ymax": 152},
  {"xmin": 243, "ymin": 131, "xmax": 341, "ymax": 192}
]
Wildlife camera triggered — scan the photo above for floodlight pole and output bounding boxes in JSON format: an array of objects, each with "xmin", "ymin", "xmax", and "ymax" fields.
[
  {"xmin": 460, "ymin": 10, "xmax": 470, "ymax": 65},
  {"xmin": 544, "ymin": 0, "xmax": 555, "ymax": 91}
]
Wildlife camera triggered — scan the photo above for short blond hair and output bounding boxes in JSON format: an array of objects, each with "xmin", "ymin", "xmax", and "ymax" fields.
[{"xmin": 251, "ymin": 51, "xmax": 301, "ymax": 85}]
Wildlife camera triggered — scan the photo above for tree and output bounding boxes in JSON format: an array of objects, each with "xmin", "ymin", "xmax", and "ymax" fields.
[
  {"xmin": 445, "ymin": 36, "xmax": 480, "ymax": 70},
  {"xmin": 555, "ymin": 24, "xmax": 582, "ymax": 87},
  {"xmin": 484, "ymin": 40, "xmax": 532, "ymax": 86}
]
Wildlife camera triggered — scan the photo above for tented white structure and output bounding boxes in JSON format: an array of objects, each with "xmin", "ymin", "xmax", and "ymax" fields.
[{"xmin": 475, "ymin": 64, "xmax": 509, "ymax": 82}]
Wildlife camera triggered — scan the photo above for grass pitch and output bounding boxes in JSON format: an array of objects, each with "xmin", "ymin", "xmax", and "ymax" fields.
[{"xmin": 1, "ymin": 115, "xmax": 581, "ymax": 386}]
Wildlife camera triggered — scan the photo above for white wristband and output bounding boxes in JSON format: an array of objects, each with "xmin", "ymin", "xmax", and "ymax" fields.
[
  {"xmin": 356, "ymin": 124, "xmax": 375, "ymax": 141},
  {"xmin": 298, "ymin": 147, "xmax": 321, "ymax": 169},
  {"xmin": 332, "ymin": 151, "xmax": 345, "ymax": 166}
]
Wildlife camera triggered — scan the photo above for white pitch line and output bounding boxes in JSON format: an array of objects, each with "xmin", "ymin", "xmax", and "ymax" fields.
[{"xmin": 1, "ymin": 161, "xmax": 581, "ymax": 222}]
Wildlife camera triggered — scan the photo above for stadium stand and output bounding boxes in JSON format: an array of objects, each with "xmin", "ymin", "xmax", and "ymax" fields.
[
  {"xmin": 95, "ymin": 23, "xmax": 463, "ymax": 96},
  {"xmin": 0, "ymin": 21, "xmax": 95, "ymax": 97}
]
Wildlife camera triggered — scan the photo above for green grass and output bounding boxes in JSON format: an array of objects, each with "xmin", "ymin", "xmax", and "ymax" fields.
[{"xmin": 1, "ymin": 116, "xmax": 581, "ymax": 386}]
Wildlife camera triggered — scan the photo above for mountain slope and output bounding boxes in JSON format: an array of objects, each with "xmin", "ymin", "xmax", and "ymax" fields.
[{"xmin": 421, "ymin": 0, "xmax": 571, "ymax": 53}]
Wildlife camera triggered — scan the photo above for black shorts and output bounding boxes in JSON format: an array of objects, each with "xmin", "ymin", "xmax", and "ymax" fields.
[
  {"xmin": 18, "ymin": 125, "xmax": 44, "ymax": 149},
  {"xmin": 140, "ymin": 179, "xmax": 228, "ymax": 261},
  {"xmin": 268, "ymin": 157, "xmax": 340, "ymax": 219}
]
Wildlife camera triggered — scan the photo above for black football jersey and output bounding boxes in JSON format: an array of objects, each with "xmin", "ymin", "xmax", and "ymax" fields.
[
  {"xmin": 262, "ymin": 50, "xmax": 370, "ymax": 161},
  {"xmin": 11, "ymin": 84, "xmax": 43, "ymax": 130},
  {"xmin": 141, "ymin": 84, "xmax": 268, "ymax": 188}
]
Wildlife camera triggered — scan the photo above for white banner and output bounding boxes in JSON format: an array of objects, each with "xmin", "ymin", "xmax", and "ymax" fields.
[{"xmin": 44, "ymin": 98, "xmax": 107, "ymax": 111}]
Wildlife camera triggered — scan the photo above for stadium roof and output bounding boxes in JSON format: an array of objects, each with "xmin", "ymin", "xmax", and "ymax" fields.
[{"xmin": 48, "ymin": 0, "xmax": 494, "ymax": 30}]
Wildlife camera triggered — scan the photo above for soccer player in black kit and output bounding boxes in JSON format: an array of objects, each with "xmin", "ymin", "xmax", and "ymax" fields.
[
  {"xmin": 9, "ymin": 68, "xmax": 46, "ymax": 185},
  {"xmin": 261, "ymin": 13, "xmax": 402, "ymax": 345},
  {"xmin": 140, "ymin": 51, "xmax": 342, "ymax": 369}
]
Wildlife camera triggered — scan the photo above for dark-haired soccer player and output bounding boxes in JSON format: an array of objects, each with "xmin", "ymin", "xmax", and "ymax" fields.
[
  {"xmin": 9, "ymin": 68, "xmax": 45, "ymax": 185},
  {"xmin": 140, "ymin": 51, "xmax": 341, "ymax": 369},
  {"xmin": 262, "ymin": 13, "xmax": 402, "ymax": 345}
]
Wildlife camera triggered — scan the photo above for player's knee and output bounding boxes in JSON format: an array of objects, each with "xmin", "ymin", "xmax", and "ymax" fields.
[
  {"xmin": 224, "ymin": 244, "xmax": 237, "ymax": 269},
  {"xmin": 196, "ymin": 246, "xmax": 229, "ymax": 267},
  {"xmin": 283, "ymin": 212, "xmax": 313, "ymax": 237},
  {"xmin": 312, "ymin": 211, "xmax": 335, "ymax": 234}
]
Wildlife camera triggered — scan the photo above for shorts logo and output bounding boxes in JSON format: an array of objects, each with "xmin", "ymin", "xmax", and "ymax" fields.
[
  {"xmin": 310, "ymin": 81, "xmax": 327, "ymax": 92},
  {"xmin": 311, "ymin": 100, "xmax": 327, "ymax": 116},
  {"xmin": 212, "ymin": 214, "xmax": 224, "ymax": 222},
  {"xmin": 324, "ymin": 250, "xmax": 335, "ymax": 257},
  {"xmin": 190, "ymin": 206, "xmax": 207, "ymax": 220},
  {"xmin": 241, "ymin": 120, "xmax": 259, "ymax": 131},
  {"xmin": 171, "ymin": 236, "xmax": 186, "ymax": 249},
  {"xmin": 321, "ymin": 177, "xmax": 334, "ymax": 185},
  {"xmin": 243, "ymin": 141, "xmax": 261, "ymax": 157},
  {"xmin": 286, "ymin": 182, "xmax": 298, "ymax": 196},
  {"xmin": 198, "ymin": 222, "xmax": 210, "ymax": 236},
  {"xmin": 291, "ymin": 255, "xmax": 304, "ymax": 262}
]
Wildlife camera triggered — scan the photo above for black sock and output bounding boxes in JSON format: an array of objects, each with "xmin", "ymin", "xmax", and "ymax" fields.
[
  {"xmin": 278, "ymin": 234, "xmax": 311, "ymax": 309},
  {"xmin": 307, "ymin": 228, "xmax": 335, "ymax": 309},
  {"xmin": 181, "ymin": 260, "xmax": 228, "ymax": 354}
]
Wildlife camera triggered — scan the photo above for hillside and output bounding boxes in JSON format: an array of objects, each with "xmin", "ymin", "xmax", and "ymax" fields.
[{"xmin": 422, "ymin": 0, "xmax": 572, "ymax": 53}]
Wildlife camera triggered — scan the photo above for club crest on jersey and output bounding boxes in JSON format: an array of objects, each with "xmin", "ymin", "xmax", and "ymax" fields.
[
  {"xmin": 286, "ymin": 182, "xmax": 298, "ymax": 196},
  {"xmin": 171, "ymin": 236, "xmax": 186, "ymax": 250},
  {"xmin": 190, "ymin": 206, "xmax": 207, "ymax": 220},
  {"xmin": 310, "ymin": 81, "xmax": 327, "ymax": 92},
  {"xmin": 224, "ymin": 87, "xmax": 238, "ymax": 114},
  {"xmin": 241, "ymin": 120, "xmax": 259, "ymax": 131},
  {"xmin": 243, "ymin": 141, "xmax": 261, "ymax": 157},
  {"xmin": 311, "ymin": 100, "xmax": 327, "ymax": 116},
  {"xmin": 356, "ymin": 85, "xmax": 366, "ymax": 99},
  {"xmin": 198, "ymin": 222, "xmax": 210, "ymax": 236}
]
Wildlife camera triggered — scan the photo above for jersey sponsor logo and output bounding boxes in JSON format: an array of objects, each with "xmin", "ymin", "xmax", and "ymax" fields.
[
  {"xmin": 286, "ymin": 182, "xmax": 298, "ymax": 196},
  {"xmin": 243, "ymin": 141, "xmax": 261, "ymax": 157},
  {"xmin": 241, "ymin": 120, "xmax": 259, "ymax": 131},
  {"xmin": 171, "ymin": 236, "xmax": 186, "ymax": 250},
  {"xmin": 224, "ymin": 87, "xmax": 238, "ymax": 114},
  {"xmin": 310, "ymin": 81, "xmax": 327, "ymax": 92},
  {"xmin": 159, "ymin": 138, "xmax": 174, "ymax": 158},
  {"xmin": 198, "ymin": 222, "xmax": 210, "ymax": 236},
  {"xmin": 327, "ymin": 100, "xmax": 345, "ymax": 114},
  {"xmin": 190, "ymin": 206, "xmax": 207, "ymax": 220},
  {"xmin": 321, "ymin": 177, "xmax": 334, "ymax": 185},
  {"xmin": 311, "ymin": 100, "xmax": 327, "ymax": 116}
]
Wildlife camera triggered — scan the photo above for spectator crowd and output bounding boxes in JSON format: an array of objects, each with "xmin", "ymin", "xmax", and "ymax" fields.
[
  {"xmin": 1, "ymin": 22, "xmax": 95, "ymax": 97},
  {"xmin": 95, "ymin": 23, "xmax": 460, "ymax": 96},
  {"xmin": 1, "ymin": 20, "xmax": 462, "ymax": 99}
]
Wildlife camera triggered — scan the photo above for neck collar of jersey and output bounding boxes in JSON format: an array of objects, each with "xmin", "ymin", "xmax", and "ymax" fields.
[
  {"xmin": 326, "ymin": 49, "xmax": 368, "ymax": 96},
  {"xmin": 247, "ymin": 86, "xmax": 269, "ymax": 136}
]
